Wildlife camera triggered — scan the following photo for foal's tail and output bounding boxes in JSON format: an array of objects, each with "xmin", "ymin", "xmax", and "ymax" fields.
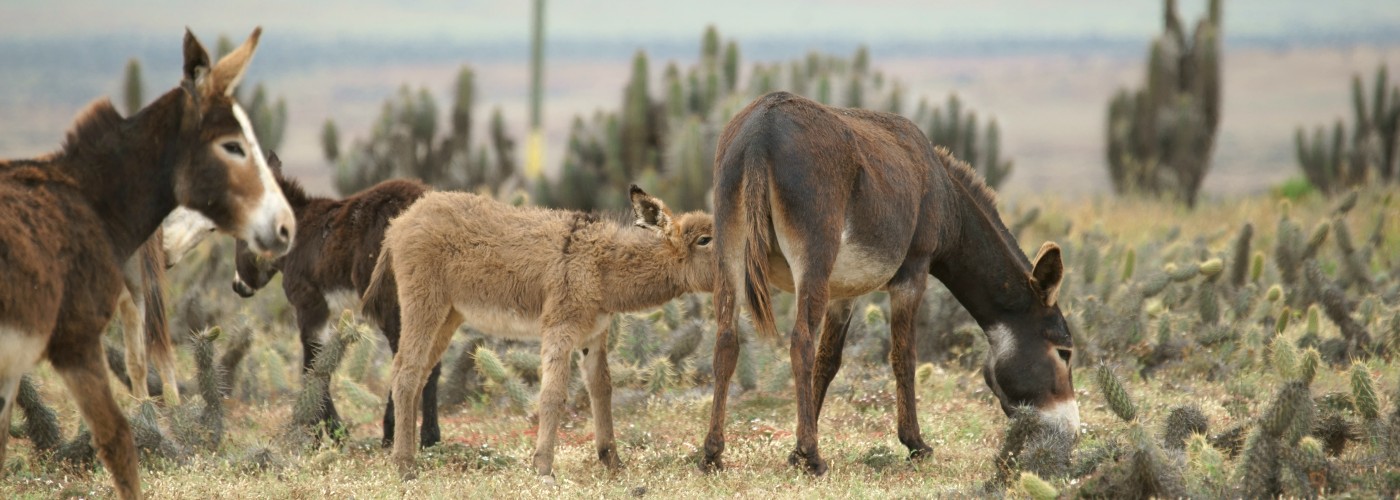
[
  {"xmin": 735, "ymin": 150, "xmax": 779, "ymax": 340},
  {"xmin": 141, "ymin": 233, "xmax": 174, "ymax": 370},
  {"xmin": 361, "ymin": 245, "xmax": 397, "ymax": 329}
]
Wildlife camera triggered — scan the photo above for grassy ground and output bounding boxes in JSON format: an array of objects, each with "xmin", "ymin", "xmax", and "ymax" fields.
[{"xmin": 4, "ymin": 186, "xmax": 1400, "ymax": 498}]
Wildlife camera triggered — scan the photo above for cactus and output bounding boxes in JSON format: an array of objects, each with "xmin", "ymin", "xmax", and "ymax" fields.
[
  {"xmin": 1228, "ymin": 223, "xmax": 1253, "ymax": 287},
  {"xmin": 122, "ymin": 58, "xmax": 143, "ymax": 115},
  {"xmin": 1162, "ymin": 405, "xmax": 1209, "ymax": 450},
  {"xmin": 1237, "ymin": 427, "xmax": 1281, "ymax": 497},
  {"xmin": 439, "ymin": 336, "xmax": 486, "ymax": 409},
  {"xmin": 1097, "ymin": 364, "xmax": 1138, "ymax": 422},
  {"xmin": 288, "ymin": 313, "xmax": 358, "ymax": 445},
  {"xmin": 1270, "ymin": 335, "xmax": 1300, "ymax": 380},
  {"xmin": 1350, "ymin": 362, "xmax": 1380, "ymax": 422},
  {"xmin": 1106, "ymin": 0, "xmax": 1222, "ymax": 207},
  {"xmin": 190, "ymin": 327, "xmax": 225, "ymax": 450},
  {"xmin": 1295, "ymin": 64, "xmax": 1400, "ymax": 193},
  {"xmin": 15, "ymin": 376, "xmax": 61, "ymax": 453},
  {"xmin": 474, "ymin": 346, "xmax": 533, "ymax": 414},
  {"xmin": 1304, "ymin": 262, "xmax": 1374, "ymax": 354},
  {"xmin": 218, "ymin": 322, "xmax": 253, "ymax": 397},
  {"xmin": 922, "ymin": 93, "xmax": 1015, "ymax": 189},
  {"xmin": 1018, "ymin": 472, "xmax": 1058, "ymax": 500}
]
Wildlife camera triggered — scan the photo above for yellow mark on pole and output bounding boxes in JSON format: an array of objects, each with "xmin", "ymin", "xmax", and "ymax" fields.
[{"xmin": 525, "ymin": 129, "xmax": 545, "ymax": 179}]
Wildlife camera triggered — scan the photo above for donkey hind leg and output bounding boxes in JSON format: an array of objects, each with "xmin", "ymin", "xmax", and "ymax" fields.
[
  {"xmin": 701, "ymin": 257, "xmax": 744, "ymax": 473},
  {"xmin": 532, "ymin": 323, "xmax": 583, "ymax": 478},
  {"xmin": 1, "ymin": 330, "xmax": 46, "ymax": 478},
  {"xmin": 811, "ymin": 299, "xmax": 855, "ymax": 418},
  {"xmin": 887, "ymin": 261, "xmax": 933, "ymax": 460},
  {"xmin": 391, "ymin": 309, "xmax": 460, "ymax": 479},
  {"xmin": 580, "ymin": 330, "xmax": 619, "ymax": 469},
  {"xmin": 379, "ymin": 325, "xmax": 442, "ymax": 449},
  {"xmin": 116, "ymin": 286, "xmax": 150, "ymax": 401},
  {"xmin": 55, "ymin": 342, "xmax": 142, "ymax": 499}
]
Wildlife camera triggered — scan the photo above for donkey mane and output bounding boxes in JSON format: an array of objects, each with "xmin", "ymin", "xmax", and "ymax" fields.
[
  {"xmin": 933, "ymin": 145, "xmax": 999, "ymax": 218},
  {"xmin": 273, "ymin": 169, "xmax": 313, "ymax": 210},
  {"xmin": 60, "ymin": 99, "xmax": 126, "ymax": 157}
]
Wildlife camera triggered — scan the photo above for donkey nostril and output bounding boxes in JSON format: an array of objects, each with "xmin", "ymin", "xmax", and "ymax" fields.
[{"xmin": 278, "ymin": 224, "xmax": 291, "ymax": 241}]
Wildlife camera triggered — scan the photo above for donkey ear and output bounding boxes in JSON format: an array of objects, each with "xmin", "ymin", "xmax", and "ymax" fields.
[
  {"xmin": 182, "ymin": 28, "xmax": 212, "ymax": 97},
  {"xmin": 630, "ymin": 184, "xmax": 674, "ymax": 233},
  {"xmin": 210, "ymin": 26, "xmax": 262, "ymax": 97},
  {"xmin": 265, "ymin": 150, "xmax": 283, "ymax": 175},
  {"xmin": 1031, "ymin": 241, "xmax": 1064, "ymax": 307}
]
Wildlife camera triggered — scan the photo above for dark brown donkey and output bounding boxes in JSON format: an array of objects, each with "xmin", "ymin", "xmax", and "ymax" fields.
[
  {"xmin": 230, "ymin": 154, "xmax": 434, "ymax": 447},
  {"xmin": 702, "ymin": 91, "xmax": 1077, "ymax": 475},
  {"xmin": 0, "ymin": 28, "xmax": 294, "ymax": 499}
]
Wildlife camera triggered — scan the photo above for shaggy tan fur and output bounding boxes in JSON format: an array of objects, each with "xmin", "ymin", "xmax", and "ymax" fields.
[{"xmin": 366, "ymin": 186, "xmax": 713, "ymax": 479}]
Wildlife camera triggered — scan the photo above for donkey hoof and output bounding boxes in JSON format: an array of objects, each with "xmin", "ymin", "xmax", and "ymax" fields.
[
  {"xmin": 539, "ymin": 474, "xmax": 557, "ymax": 486},
  {"xmin": 396, "ymin": 459, "xmax": 418, "ymax": 481},
  {"xmin": 908, "ymin": 446, "xmax": 934, "ymax": 461},
  {"xmin": 788, "ymin": 450, "xmax": 828, "ymax": 476},
  {"xmin": 598, "ymin": 446, "xmax": 622, "ymax": 469},
  {"xmin": 699, "ymin": 454, "xmax": 724, "ymax": 474}
]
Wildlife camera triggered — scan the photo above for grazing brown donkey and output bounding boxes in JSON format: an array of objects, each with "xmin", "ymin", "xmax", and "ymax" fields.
[
  {"xmin": 0, "ymin": 28, "xmax": 294, "ymax": 499},
  {"xmin": 702, "ymin": 91, "xmax": 1077, "ymax": 475},
  {"xmin": 229, "ymin": 153, "xmax": 436, "ymax": 447},
  {"xmin": 365, "ymin": 186, "xmax": 714, "ymax": 479}
]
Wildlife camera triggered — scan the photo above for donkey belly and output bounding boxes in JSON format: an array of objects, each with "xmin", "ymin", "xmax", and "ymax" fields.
[
  {"xmin": 455, "ymin": 305, "xmax": 542, "ymax": 341},
  {"xmin": 769, "ymin": 232, "xmax": 902, "ymax": 299}
]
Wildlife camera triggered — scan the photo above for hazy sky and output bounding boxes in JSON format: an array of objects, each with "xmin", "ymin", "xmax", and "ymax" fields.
[{"xmin": 2, "ymin": 0, "xmax": 1396, "ymax": 44}]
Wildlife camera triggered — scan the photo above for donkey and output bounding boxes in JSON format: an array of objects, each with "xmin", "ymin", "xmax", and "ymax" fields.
[
  {"xmin": 110, "ymin": 234, "xmax": 179, "ymax": 405},
  {"xmin": 701, "ymin": 92, "xmax": 1077, "ymax": 475},
  {"xmin": 228, "ymin": 153, "xmax": 436, "ymax": 447},
  {"xmin": 0, "ymin": 28, "xmax": 294, "ymax": 499},
  {"xmin": 365, "ymin": 186, "xmax": 714, "ymax": 479}
]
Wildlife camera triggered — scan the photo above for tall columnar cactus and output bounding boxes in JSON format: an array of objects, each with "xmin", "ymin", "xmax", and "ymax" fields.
[
  {"xmin": 917, "ymin": 93, "xmax": 1015, "ymax": 189},
  {"xmin": 122, "ymin": 58, "xmax": 143, "ymax": 116},
  {"xmin": 1295, "ymin": 64, "xmax": 1400, "ymax": 193},
  {"xmin": 1106, "ymin": 0, "xmax": 1222, "ymax": 207}
]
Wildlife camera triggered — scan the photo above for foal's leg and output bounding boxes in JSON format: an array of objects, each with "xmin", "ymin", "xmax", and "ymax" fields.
[
  {"xmin": 701, "ymin": 258, "xmax": 743, "ymax": 472},
  {"xmin": 580, "ymin": 328, "xmax": 619, "ymax": 469},
  {"xmin": 116, "ymin": 283, "xmax": 150, "ymax": 401},
  {"xmin": 53, "ymin": 340, "xmax": 141, "ymax": 499},
  {"xmin": 293, "ymin": 290, "xmax": 344, "ymax": 439},
  {"xmin": 533, "ymin": 320, "xmax": 583, "ymax": 478},
  {"xmin": 381, "ymin": 306, "xmax": 443, "ymax": 449},
  {"xmin": 812, "ymin": 299, "xmax": 855, "ymax": 418},
  {"xmin": 391, "ymin": 308, "xmax": 460, "ymax": 479},
  {"xmin": 887, "ymin": 260, "xmax": 933, "ymax": 459}
]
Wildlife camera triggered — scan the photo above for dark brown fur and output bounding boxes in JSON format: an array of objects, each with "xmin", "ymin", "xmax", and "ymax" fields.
[
  {"xmin": 0, "ymin": 28, "xmax": 290, "ymax": 500},
  {"xmin": 233, "ymin": 156, "xmax": 432, "ymax": 446},
  {"xmin": 703, "ymin": 92, "xmax": 1076, "ymax": 475}
]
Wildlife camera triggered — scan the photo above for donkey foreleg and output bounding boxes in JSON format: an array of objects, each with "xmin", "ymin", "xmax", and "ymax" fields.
[
  {"xmin": 580, "ymin": 330, "xmax": 619, "ymax": 470},
  {"xmin": 532, "ymin": 323, "xmax": 581, "ymax": 478},
  {"xmin": 887, "ymin": 264, "xmax": 933, "ymax": 460},
  {"xmin": 390, "ymin": 309, "xmax": 460, "ymax": 480},
  {"xmin": 812, "ymin": 299, "xmax": 855, "ymax": 418}
]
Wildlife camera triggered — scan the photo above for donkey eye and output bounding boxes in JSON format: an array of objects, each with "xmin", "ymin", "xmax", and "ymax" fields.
[
  {"xmin": 696, "ymin": 236, "xmax": 712, "ymax": 247},
  {"xmin": 1056, "ymin": 347, "xmax": 1072, "ymax": 364},
  {"xmin": 222, "ymin": 141, "xmax": 245, "ymax": 157}
]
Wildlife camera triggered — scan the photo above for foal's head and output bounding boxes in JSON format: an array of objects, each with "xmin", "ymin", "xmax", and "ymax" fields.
[
  {"xmin": 980, "ymin": 242, "xmax": 1078, "ymax": 432},
  {"xmin": 172, "ymin": 27, "xmax": 294, "ymax": 258},
  {"xmin": 231, "ymin": 152, "xmax": 288, "ymax": 297},
  {"xmin": 629, "ymin": 185, "xmax": 716, "ymax": 294}
]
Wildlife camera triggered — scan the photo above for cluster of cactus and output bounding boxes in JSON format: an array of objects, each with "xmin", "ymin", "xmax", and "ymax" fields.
[
  {"xmin": 535, "ymin": 25, "xmax": 1019, "ymax": 212},
  {"xmin": 913, "ymin": 93, "xmax": 1014, "ymax": 189},
  {"xmin": 1295, "ymin": 64, "xmax": 1400, "ymax": 194},
  {"xmin": 327, "ymin": 66, "xmax": 523, "ymax": 197},
  {"xmin": 1105, "ymin": 0, "xmax": 1222, "ymax": 207},
  {"xmin": 285, "ymin": 311, "xmax": 364, "ymax": 448}
]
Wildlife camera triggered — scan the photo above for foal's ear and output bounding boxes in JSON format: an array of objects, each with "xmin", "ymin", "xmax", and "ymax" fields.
[
  {"xmin": 1031, "ymin": 241, "xmax": 1064, "ymax": 307},
  {"xmin": 265, "ymin": 151, "xmax": 283, "ymax": 175},
  {"xmin": 210, "ymin": 27, "xmax": 262, "ymax": 98},
  {"xmin": 182, "ymin": 28, "xmax": 212, "ymax": 98},
  {"xmin": 630, "ymin": 184, "xmax": 674, "ymax": 233}
]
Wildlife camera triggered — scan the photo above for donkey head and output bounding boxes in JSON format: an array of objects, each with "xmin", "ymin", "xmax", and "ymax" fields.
[
  {"xmin": 629, "ymin": 185, "xmax": 715, "ymax": 293},
  {"xmin": 160, "ymin": 207, "xmax": 217, "ymax": 268},
  {"xmin": 980, "ymin": 241, "xmax": 1078, "ymax": 432},
  {"xmin": 231, "ymin": 152, "xmax": 289, "ymax": 297},
  {"xmin": 174, "ymin": 27, "xmax": 294, "ymax": 259}
]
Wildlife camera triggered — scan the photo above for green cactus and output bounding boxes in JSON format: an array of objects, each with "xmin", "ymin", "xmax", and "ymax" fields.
[
  {"xmin": 439, "ymin": 336, "xmax": 485, "ymax": 409},
  {"xmin": 1162, "ymin": 405, "xmax": 1209, "ymax": 450},
  {"xmin": 1237, "ymin": 427, "xmax": 1281, "ymax": 497},
  {"xmin": 474, "ymin": 346, "xmax": 533, "ymax": 414},
  {"xmin": 1271, "ymin": 336, "xmax": 1300, "ymax": 380},
  {"xmin": 1106, "ymin": 0, "xmax": 1222, "ymax": 207},
  {"xmin": 122, "ymin": 58, "xmax": 143, "ymax": 116},
  {"xmin": 1018, "ymin": 472, "xmax": 1058, "ymax": 500},
  {"xmin": 15, "ymin": 376, "xmax": 61, "ymax": 453},
  {"xmin": 1097, "ymin": 364, "xmax": 1138, "ymax": 422},
  {"xmin": 1229, "ymin": 223, "xmax": 1253, "ymax": 287},
  {"xmin": 1350, "ymin": 362, "xmax": 1380, "ymax": 421},
  {"xmin": 192, "ymin": 327, "xmax": 225, "ymax": 450},
  {"xmin": 923, "ymin": 93, "xmax": 1014, "ymax": 189},
  {"xmin": 1295, "ymin": 64, "xmax": 1400, "ymax": 193}
]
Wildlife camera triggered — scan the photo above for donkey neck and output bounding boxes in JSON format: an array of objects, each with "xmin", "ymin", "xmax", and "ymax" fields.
[
  {"xmin": 60, "ymin": 91, "xmax": 188, "ymax": 260},
  {"xmin": 930, "ymin": 182, "xmax": 1035, "ymax": 326},
  {"xmin": 596, "ymin": 225, "xmax": 690, "ymax": 314}
]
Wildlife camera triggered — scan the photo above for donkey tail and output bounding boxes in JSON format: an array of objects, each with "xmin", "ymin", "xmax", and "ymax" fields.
[
  {"xmin": 361, "ymin": 245, "xmax": 397, "ymax": 328},
  {"xmin": 740, "ymin": 153, "xmax": 779, "ymax": 340},
  {"xmin": 141, "ymin": 234, "xmax": 174, "ymax": 370}
]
